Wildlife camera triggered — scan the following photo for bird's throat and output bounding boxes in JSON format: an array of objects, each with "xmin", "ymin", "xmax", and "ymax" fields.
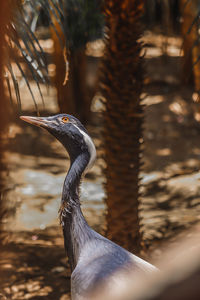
[
  {"xmin": 60, "ymin": 152, "xmax": 92, "ymax": 270},
  {"xmin": 61, "ymin": 152, "xmax": 90, "ymax": 207}
]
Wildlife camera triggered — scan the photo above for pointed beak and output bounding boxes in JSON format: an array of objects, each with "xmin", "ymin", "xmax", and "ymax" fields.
[{"xmin": 20, "ymin": 116, "xmax": 50, "ymax": 129}]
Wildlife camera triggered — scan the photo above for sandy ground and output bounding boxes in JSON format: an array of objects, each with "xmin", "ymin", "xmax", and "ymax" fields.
[{"xmin": 0, "ymin": 31, "xmax": 200, "ymax": 299}]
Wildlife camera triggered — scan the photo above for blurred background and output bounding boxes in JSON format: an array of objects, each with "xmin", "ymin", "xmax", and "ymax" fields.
[{"xmin": 0, "ymin": 0, "xmax": 200, "ymax": 299}]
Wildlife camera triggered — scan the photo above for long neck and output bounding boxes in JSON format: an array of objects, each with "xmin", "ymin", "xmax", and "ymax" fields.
[{"xmin": 60, "ymin": 152, "xmax": 94, "ymax": 271}]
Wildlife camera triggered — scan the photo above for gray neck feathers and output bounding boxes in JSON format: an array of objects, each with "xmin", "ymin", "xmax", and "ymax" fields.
[
  {"xmin": 61, "ymin": 152, "xmax": 89, "ymax": 207},
  {"xmin": 60, "ymin": 151, "xmax": 94, "ymax": 271}
]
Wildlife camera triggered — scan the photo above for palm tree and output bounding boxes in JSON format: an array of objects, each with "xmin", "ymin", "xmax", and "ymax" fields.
[{"xmin": 101, "ymin": 0, "xmax": 144, "ymax": 254}]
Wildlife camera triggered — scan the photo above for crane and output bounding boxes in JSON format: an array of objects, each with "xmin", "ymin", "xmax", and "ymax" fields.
[{"xmin": 20, "ymin": 114, "xmax": 157, "ymax": 300}]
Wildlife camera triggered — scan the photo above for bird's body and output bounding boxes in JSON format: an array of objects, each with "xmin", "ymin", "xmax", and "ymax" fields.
[{"xmin": 20, "ymin": 114, "xmax": 157, "ymax": 300}]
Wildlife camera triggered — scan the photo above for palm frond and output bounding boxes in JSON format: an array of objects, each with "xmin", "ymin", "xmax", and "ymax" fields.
[
  {"xmin": 46, "ymin": 0, "xmax": 65, "ymax": 34},
  {"xmin": 33, "ymin": 0, "xmax": 64, "ymax": 47},
  {"xmin": 4, "ymin": 0, "xmax": 103, "ymax": 113},
  {"xmin": 185, "ymin": 13, "xmax": 200, "ymax": 36},
  {"xmin": 4, "ymin": 0, "xmax": 65, "ymax": 114},
  {"xmin": 20, "ymin": 15, "xmax": 49, "ymax": 77},
  {"xmin": 181, "ymin": 0, "xmax": 191, "ymax": 13},
  {"xmin": 5, "ymin": 73, "xmax": 14, "ymax": 108},
  {"xmin": 6, "ymin": 62, "xmax": 22, "ymax": 112},
  {"xmin": 50, "ymin": 0, "xmax": 64, "ymax": 25}
]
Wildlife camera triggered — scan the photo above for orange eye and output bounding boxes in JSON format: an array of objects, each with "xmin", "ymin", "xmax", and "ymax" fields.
[{"xmin": 62, "ymin": 116, "xmax": 69, "ymax": 123}]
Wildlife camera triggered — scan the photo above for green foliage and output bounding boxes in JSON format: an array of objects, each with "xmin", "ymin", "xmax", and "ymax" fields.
[{"xmin": 63, "ymin": 0, "xmax": 104, "ymax": 51}]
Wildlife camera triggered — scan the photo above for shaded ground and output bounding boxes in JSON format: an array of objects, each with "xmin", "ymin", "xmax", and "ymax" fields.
[
  {"xmin": 141, "ymin": 33, "xmax": 200, "ymax": 253},
  {"xmin": 0, "ymin": 228, "xmax": 70, "ymax": 300},
  {"xmin": 0, "ymin": 32, "xmax": 200, "ymax": 299}
]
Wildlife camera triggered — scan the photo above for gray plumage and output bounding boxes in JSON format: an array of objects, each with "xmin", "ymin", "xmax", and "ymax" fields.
[{"xmin": 20, "ymin": 114, "xmax": 157, "ymax": 300}]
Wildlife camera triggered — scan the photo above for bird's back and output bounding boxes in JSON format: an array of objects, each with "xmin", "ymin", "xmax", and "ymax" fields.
[{"xmin": 71, "ymin": 231, "xmax": 157, "ymax": 300}]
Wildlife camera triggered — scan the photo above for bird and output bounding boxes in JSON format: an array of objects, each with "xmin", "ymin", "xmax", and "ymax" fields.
[{"xmin": 20, "ymin": 114, "xmax": 157, "ymax": 300}]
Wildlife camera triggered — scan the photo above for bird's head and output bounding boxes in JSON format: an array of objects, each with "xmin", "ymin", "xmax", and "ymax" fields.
[{"xmin": 20, "ymin": 114, "xmax": 96, "ymax": 169}]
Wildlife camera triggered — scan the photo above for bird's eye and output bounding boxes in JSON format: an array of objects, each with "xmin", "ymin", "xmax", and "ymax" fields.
[{"xmin": 62, "ymin": 116, "xmax": 69, "ymax": 123}]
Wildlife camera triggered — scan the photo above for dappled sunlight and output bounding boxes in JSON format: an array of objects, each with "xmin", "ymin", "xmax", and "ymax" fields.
[
  {"xmin": 48, "ymin": 64, "xmax": 56, "ymax": 77},
  {"xmin": 0, "ymin": 233, "xmax": 70, "ymax": 299},
  {"xmin": 156, "ymin": 148, "xmax": 171, "ymax": 156},
  {"xmin": 142, "ymin": 95, "xmax": 164, "ymax": 106},
  {"xmin": 140, "ymin": 29, "xmax": 200, "ymax": 254},
  {"xmin": 143, "ymin": 32, "xmax": 183, "ymax": 58},
  {"xmin": 3, "ymin": 141, "xmax": 105, "ymax": 232},
  {"xmin": 169, "ymin": 99, "xmax": 188, "ymax": 116},
  {"xmin": 1, "ymin": 2, "xmax": 200, "ymax": 299},
  {"xmin": 140, "ymin": 157, "xmax": 200, "ymax": 254},
  {"xmin": 38, "ymin": 39, "xmax": 54, "ymax": 54},
  {"xmin": 85, "ymin": 39, "xmax": 105, "ymax": 57}
]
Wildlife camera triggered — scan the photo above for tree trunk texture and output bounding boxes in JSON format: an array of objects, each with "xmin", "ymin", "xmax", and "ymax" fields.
[
  {"xmin": 101, "ymin": 0, "xmax": 144, "ymax": 254},
  {"xmin": 0, "ymin": 0, "xmax": 11, "ymax": 241},
  {"xmin": 180, "ymin": 0, "xmax": 200, "ymax": 90},
  {"xmin": 51, "ymin": 22, "xmax": 92, "ymax": 124}
]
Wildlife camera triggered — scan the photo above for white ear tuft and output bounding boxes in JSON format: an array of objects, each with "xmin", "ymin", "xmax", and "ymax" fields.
[{"xmin": 73, "ymin": 125, "xmax": 96, "ymax": 172}]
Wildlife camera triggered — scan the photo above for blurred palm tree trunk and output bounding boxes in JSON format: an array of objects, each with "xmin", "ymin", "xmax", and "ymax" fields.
[
  {"xmin": 51, "ymin": 1, "xmax": 104, "ymax": 124},
  {"xmin": 0, "ymin": 0, "xmax": 11, "ymax": 240},
  {"xmin": 0, "ymin": 1, "xmax": 10, "ymax": 128},
  {"xmin": 101, "ymin": 0, "xmax": 144, "ymax": 254},
  {"xmin": 180, "ymin": 0, "xmax": 200, "ymax": 90},
  {"xmin": 52, "ymin": 31, "xmax": 90, "ymax": 123},
  {"xmin": 51, "ymin": 16, "xmax": 91, "ymax": 124}
]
